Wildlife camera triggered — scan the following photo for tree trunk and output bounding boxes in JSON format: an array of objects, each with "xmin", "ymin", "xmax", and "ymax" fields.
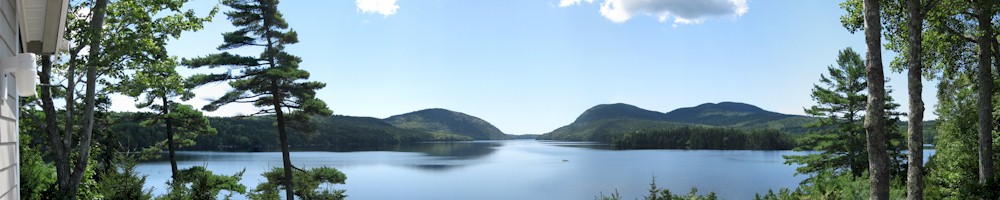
[
  {"xmin": 163, "ymin": 96, "xmax": 178, "ymax": 179},
  {"xmin": 862, "ymin": 0, "xmax": 890, "ymax": 199},
  {"xmin": 973, "ymin": 2, "xmax": 994, "ymax": 198},
  {"xmin": 905, "ymin": 0, "xmax": 924, "ymax": 199},
  {"xmin": 58, "ymin": 0, "xmax": 108, "ymax": 198},
  {"xmin": 259, "ymin": 2, "xmax": 294, "ymax": 198},
  {"xmin": 273, "ymin": 87, "xmax": 294, "ymax": 200},
  {"xmin": 38, "ymin": 55, "xmax": 71, "ymax": 197}
]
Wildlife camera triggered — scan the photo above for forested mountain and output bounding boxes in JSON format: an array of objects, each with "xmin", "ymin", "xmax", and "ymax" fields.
[
  {"xmin": 111, "ymin": 114, "xmax": 474, "ymax": 152},
  {"xmin": 538, "ymin": 102, "xmax": 814, "ymax": 142},
  {"xmin": 572, "ymin": 103, "xmax": 667, "ymax": 123},
  {"xmin": 385, "ymin": 108, "xmax": 509, "ymax": 140}
]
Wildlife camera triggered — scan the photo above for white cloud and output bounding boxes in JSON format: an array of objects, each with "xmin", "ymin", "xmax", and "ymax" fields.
[
  {"xmin": 108, "ymin": 94, "xmax": 143, "ymax": 112},
  {"xmin": 567, "ymin": 0, "xmax": 748, "ymax": 25},
  {"xmin": 559, "ymin": 0, "xmax": 595, "ymax": 7},
  {"xmin": 356, "ymin": 0, "xmax": 399, "ymax": 16}
]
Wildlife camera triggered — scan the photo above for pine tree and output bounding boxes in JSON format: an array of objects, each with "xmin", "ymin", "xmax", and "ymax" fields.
[
  {"xmin": 183, "ymin": 0, "xmax": 332, "ymax": 199},
  {"xmin": 785, "ymin": 48, "xmax": 906, "ymax": 180}
]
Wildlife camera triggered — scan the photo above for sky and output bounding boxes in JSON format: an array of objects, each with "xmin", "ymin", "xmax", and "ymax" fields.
[{"xmin": 108, "ymin": 0, "xmax": 939, "ymax": 135}]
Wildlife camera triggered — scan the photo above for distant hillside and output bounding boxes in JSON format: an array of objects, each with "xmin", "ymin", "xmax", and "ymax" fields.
[
  {"xmin": 385, "ymin": 108, "xmax": 509, "ymax": 140},
  {"xmin": 112, "ymin": 114, "xmax": 472, "ymax": 152},
  {"xmin": 538, "ymin": 102, "xmax": 813, "ymax": 141},
  {"xmin": 663, "ymin": 102, "xmax": 814, "ymax": 133},
  {"xmin": 573, "ymin": 103, "xmax": 667, "ymax": 123},
  {"xmin": 539, "ymin": 102, "xmax": 938, "ymax": 143}
]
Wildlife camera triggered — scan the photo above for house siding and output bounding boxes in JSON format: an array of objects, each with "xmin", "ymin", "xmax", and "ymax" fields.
[{"xmin": 0, "ymin": 0, "xmax": 19, "ymax": 198}]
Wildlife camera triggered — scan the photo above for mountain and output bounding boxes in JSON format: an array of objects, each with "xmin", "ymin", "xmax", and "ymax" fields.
[
  {"xmin": 538, "ymin": 102, "xmax": 814, "ymax": 141},
  {"xmin": 385, "ymin": 108, "xmax": 509, "ymax": 140},
  {"xmin": 573, "ymin": 103, "xmax": 667, "ymax": 123},
  {"xmin": 663, "ymin": 102, "xmax": 814, "ymax": 133},
  {"xmin": 111, "ymin": 114, "xmax": 473, "ymax": 152}
]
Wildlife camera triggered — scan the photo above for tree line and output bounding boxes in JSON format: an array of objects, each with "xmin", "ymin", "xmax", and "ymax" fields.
[{"xmin": 609, "ymin": 127, "xmax": 796, "ymax": 150}]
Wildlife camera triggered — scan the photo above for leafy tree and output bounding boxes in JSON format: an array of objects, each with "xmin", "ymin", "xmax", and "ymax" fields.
[
  {"xmin": 847, "ymin": 0, "xmax": 1000, "ymax": 198},
  {"xmin": 35, "ymin": 0, "xmax": 109, "ymax": 197},
  {"xmin": 31, "ymin": 0, "xmax": 213, "ymax": 198},
  {"xmin": 892, "ymin": 0, "xmax": 1000, "ymax": 198},
  {"xmin": 858, "ymin": 0, "xmax": 892, "ymax": 197},
  {"xmin": 890, "ymin": 0, "xmax": 934, "ymax": 198},
  {"xmin": 183, "ymin": 0, "xmax": 333, "ymax": 198},
  {"xmin": 877, "ymin": 0, "xmax": 937, "ymax": 197},
  {"xmin": 784, "ymin": 48, "xmax": 905, "ymax": 179},
  {"xmin": 969, "ymin": 1, "xmax": 996, "ymax": 193},
  {"xmin": 249, "ymin": 167, "xmax": 347, "ymax": 200},
  {"xmin": 923, "ymin": 36, "xmax": 1000, "ymax": 199}
]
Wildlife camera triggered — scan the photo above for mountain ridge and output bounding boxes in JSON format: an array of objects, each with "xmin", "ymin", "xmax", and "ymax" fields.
[
  {"xmin": 385, "ymin": 108, "xmax": 509, "ymax": 140},
  {"xmin": 538, "ymin": 102, "xmax": 814, "ymax": 141}
]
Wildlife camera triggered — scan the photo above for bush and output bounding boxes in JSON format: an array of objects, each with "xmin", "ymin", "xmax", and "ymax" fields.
[
  {"xmin": 249, "ymin": 167, "xmax": 347, "ymax": 200},
  {"xmin": 156, "ymin": 166, "xmax": 246, "ymax": 200}
]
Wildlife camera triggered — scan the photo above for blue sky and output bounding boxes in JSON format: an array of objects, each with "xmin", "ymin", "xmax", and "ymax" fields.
[{"xmin": 109, "ymin": 0, "xmax": 938, "ymax": 135}]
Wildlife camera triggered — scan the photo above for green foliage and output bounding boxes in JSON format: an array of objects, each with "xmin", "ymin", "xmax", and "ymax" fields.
[
  {"xmin": 248, "ymin": 167, "xmax": 347, "ymax": 200},
  {"xmin": 181, "ymin": 0, "xmax": 331, "ymax": 121},
  {"xmin": 138, "ymin": 104, "xmax": 218, "ymax": 159},
  {"xmin": 784, "ymin": 47, "xmax": 907, "ymax": 178},
  {"xmin": 157, "ymin": 166, "xmax": 247, "ymax": 200},
  {"xmin": 182, "ymin": 0, "xmax": 332, "ymax": 195},
  {"xmin": 924, "ymin": 57, "xmax": 1000, "ymax": 199},
  {"xmin": 32, "ymin": 0, "xmax": 215, "ymax": 198},
  {"xmin": 385, "ymin": 108, "xmax": 509, "ymax": 140},
  {"xmin": 18, "ymin": 131, "xmax": 56, "ymax": 200},
  {"xmin": 755, "ymin": 171, "xmax": 906, "ymax": 200},
  {"xmin": 595, "ymin": 177, "xmax": 718, "ymax": 200},
  {"xmin": 94, "ymin": 156, "xmax": 153, "ymax": 200},
  {"xmin": 610, "ymin": 127, "xmax": 795, "ymax": 150}
]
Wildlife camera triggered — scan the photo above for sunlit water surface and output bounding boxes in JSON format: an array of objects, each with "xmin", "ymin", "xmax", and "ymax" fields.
[{"xmin": 136, "ymin": 140, "xmax": 935, "ymax": 199}]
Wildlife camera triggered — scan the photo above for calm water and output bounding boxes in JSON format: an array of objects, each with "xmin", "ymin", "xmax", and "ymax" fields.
[{"xmin": 136, "ymin": 140, "xmax": 935, "ymax": 199}]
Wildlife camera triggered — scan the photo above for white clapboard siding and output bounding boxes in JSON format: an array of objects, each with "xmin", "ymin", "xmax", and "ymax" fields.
[{"xmin": 0, "ymin": 0, "xmax": 19, "ymax": 198}]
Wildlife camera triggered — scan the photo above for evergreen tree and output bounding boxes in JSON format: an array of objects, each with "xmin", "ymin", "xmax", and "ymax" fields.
[
  {"xmin": 183, "ymin": 0, "xmax": 333, "ymax": 199},
  {"xmin": 111, "ymin": 58, "xmax": 218, "ymax": 180},
  {"xmin": 785, "ymin": 48, "xmax": 906, "ymax": 179}
]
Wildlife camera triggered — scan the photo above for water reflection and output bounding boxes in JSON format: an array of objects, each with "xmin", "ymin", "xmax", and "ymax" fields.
[
  {"xmin": 407, "ymin": 164, "xmax": 463, "ymax": 171},
  {"xmin": 156, "ymin": 141, "xmax": 503, "ymax": 172},
  {"xmin": 537, "ymin": 140, "xmax": 612, "ymax": 150}
]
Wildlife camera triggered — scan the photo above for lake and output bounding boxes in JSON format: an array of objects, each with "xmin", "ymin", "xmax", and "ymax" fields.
[{"xmin": 136, "ymin": 140, "xmax": 935, "ymax": 199}]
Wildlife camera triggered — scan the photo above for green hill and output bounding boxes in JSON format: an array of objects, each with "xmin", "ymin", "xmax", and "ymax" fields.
[
  {"xmin": 573, "ymin": 103, "xmax": 667, "ymax": 123},
  {"xmin": 385, "ymin": 108, "xmax": 509, "ymax": 140},
  {"xmin": 663, "ymin": 102, "xmax": 814, "ymax": 133},
  {"xmin": 538, "ymin": 102, "xmax": 814, "ymax": 141},
  {"xmin": 111, "ymin": 114, "xmax": 472, "ymax": 152},
  {"xmin": 538, "ymin": 102, "xmax": 938, "ymax": 144}
]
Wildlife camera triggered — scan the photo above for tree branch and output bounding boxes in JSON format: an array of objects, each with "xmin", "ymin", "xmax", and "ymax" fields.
[{"xmin": 939, "ymin": 25, "xmax": 977, "ymax": 43}]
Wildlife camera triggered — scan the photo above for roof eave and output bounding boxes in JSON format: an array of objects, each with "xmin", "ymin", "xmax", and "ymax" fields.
[{"xmin": 21, "ymin": 0, "xmax": 69, "ymax": 55}]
